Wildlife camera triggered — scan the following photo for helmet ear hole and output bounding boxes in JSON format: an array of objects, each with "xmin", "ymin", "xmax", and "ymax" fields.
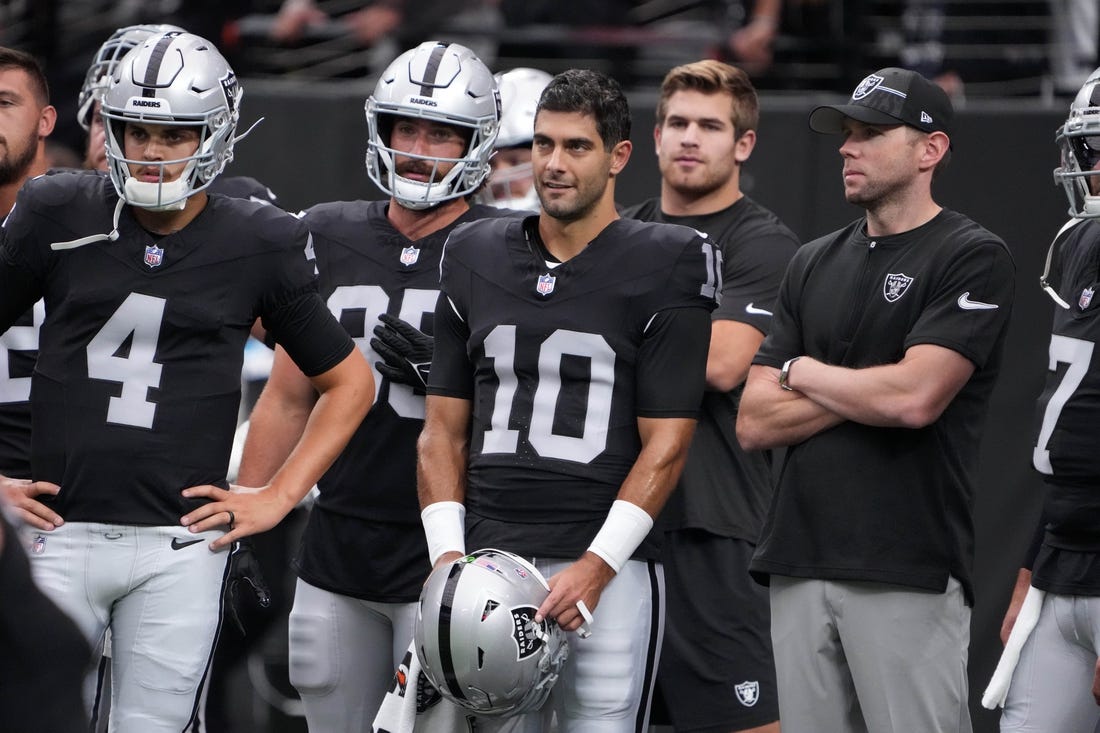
[{"xmin": 477, "ymin": 647, "xmax": 486, "ymax": 670}]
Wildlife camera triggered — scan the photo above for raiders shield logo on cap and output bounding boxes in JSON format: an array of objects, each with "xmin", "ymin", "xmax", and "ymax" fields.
[{"xmin": 852, "ymin": 73, "xmax": 884, "ymax": 100}]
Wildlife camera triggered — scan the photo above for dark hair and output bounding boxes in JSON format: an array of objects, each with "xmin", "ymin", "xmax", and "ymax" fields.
[
  {"xmin": 0, "ymin": 47, "xmax": 49, "ymax": 108},
  {"xmin": 656, "ymin": 60, "xmax": 758, "ymax": 138},
  {"xmin": 536, "ymin": 69, "xmax": 631, "ymax": 149}
]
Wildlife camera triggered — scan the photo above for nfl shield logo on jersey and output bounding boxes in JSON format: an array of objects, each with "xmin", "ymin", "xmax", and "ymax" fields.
[
  {"xmin": 883, "ymin": 273, "xmax": 914, "ymax": 302},
  {"xmin": 1081, "ymin": 286, "xmax": 1095, "ymax": 309},
  {"xmin": 536, "ymin": 273, "xmax": 556, "ymax": 296},
  {"xmin": 400, "ymin": 246, "xmax": 420, "ymax": 266},
  {"xmin": 734, "ymin": 680, "xmax": 759, "ymax": 707},
  {"xmin": 143, "ymin": 244, "xmax": 164, "ymax": 269},
  {"xmin": 30, "ymin": 533, "xmax": 46, "ymax": 555}
]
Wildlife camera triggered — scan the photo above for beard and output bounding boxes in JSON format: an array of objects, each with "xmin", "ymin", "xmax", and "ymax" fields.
[{"xmin": 0, "ymin": 129, "xmax": 38, "ymax": 186}]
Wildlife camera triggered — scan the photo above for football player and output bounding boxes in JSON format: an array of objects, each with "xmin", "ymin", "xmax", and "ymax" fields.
[
  {"xmin": 991, "ymin": 66, "xmax": 1100, "ymax": 731},
  {"xmin": 0, "ymin": 48, "xmax": 56, "ymax": 525},
  {"xmin": 0, "ymin": 31, "xmax": 373, "ymax": 732},
  {"xmin": 623, "ymin": 59, "xmax": 798, "ymax": 733},
  {"xmin": 478, "ymin": 67, "xmax": 552, "ymax": 212},
  {"xmin": 418, "ymin": 68, "xmax": 720, "ymax": 731},
  {"xmin": 236, "ymin": 40, "xmax": 511, "ymax": 730}
]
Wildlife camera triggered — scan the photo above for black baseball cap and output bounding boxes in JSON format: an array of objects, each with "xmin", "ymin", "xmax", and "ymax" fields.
[{"xmin": 809, "ymin": 67, "xmax": 954, "ymax": 140}]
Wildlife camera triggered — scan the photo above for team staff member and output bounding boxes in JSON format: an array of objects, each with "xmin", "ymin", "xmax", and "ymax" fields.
[
  {"xmin": 736, "ymin": 67, "xmax": 1015, "ymax": 733},
  {"xmin": 418, "ymin": 68, "xmax": 720, "ymax": 731},
  {"xmin": 238, "ymin": 40, "xmax": 510, "ymax": 731},
  {"xmin": 625, "ymin": 59, "xmax": 797, "ymax": 733},
  {"xmin": 991, "ymin": 66, "xmax": 1100, "ymax": 731},
  {"xmin": 0, "ymin": 32, "xmax": 373, "ymax": 732}
]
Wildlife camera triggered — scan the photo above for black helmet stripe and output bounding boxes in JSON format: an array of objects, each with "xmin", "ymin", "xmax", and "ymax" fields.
[
  {"xmin": 140, "ymin": 34, "xmax": 178, "ymax": 96},
  {"xmin": 437, "ymin": 562, "xmax": 468, "ymax": 701},
  {"xmin": 418, "ymin": 42, "xmax": 449, "ymax": 97}
]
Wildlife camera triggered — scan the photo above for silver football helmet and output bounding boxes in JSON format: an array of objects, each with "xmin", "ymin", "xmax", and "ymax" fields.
[
  {"xmin": 102, "ymin": 31, "xmax": 243, "ymax": 210},
  {"xmin": 77, "ymin": 24, "xmax": 186, "ymax": 131},
  {"xmin": 478, "ymin": 67, "xmax": 553, "ymax": 211},
  {"xmin": 1056, "ymin": 66, "xmax": 1100, "ymax": 218},
  {"xmin": 366, "ymin": 41, "xmax": 500, "ymax": 210},
  {"xmin": 415, "ymin": 549, "xmax": 569, "ymax": 717}
]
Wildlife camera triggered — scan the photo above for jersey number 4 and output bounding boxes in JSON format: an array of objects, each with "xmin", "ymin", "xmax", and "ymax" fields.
[
  {"xmin": 1034, "ymin": 333, "xmax": 1094, "ymax": 475},
  {"xmin": 86, "ymin": 293, "xmax": 166, "ymax": 429}
]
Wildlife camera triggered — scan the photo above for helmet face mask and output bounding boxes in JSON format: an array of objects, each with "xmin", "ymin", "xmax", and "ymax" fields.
[
  {"xmin": 101, "ymin": 31, "xmax": 241, "ymax": 210},
  {"xmin": 415, "ymin": 549, "xmax": 569, "ymax": 717},
  {"xmin": 365, "ymin": 42, "xmax": 500, "ymax": 210},
  {"xmin": 1055, "ymin": 67, "xmax": 1100, "ymax": 218},
  {"xmin": 478, "ymin": 67, "xmax": 553, "ymax": 212}
]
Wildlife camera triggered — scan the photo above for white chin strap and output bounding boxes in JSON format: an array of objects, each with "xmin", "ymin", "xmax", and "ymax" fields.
[{"xmin": 123, "ymin": 176, "xmax": 190, "ymax": 211}]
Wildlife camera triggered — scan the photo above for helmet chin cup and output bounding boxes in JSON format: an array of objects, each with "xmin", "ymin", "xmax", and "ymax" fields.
[{"xmin": 122, "ymin": 173, "xmax": 190, "ymax": 211}]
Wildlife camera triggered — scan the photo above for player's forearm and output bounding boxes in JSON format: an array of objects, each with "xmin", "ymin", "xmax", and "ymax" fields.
[
  {"xmin": 736, "ymin": 365, "xmax": 844, "ymax": 450},
  {"xmin": 416, "ymin": 422, "xmax": 469, "ymax": 508},
  {"xmin": 237, "ymin": 388, "xmax": 313, "ymax": 487},
  {"xmin": 265, "ymin": 353, "xmax": 373, "ymax": 508},
  {"xmin": 237, "ymin": 348, "xmax": 320, "ymax": 486},
  {"xmin": 616, "ymin": 417, "xmax": 696, "ymax": 517}
]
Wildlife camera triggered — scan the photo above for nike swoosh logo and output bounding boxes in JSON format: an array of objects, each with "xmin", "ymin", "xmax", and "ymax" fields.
[
  {"xmin": 745, "ymin": 302, "xmax": 773, "ymax": 316},
  {"xmin": 171, "ymin": 538, "xmax": 203, "ymax": 551},
  {"xmin": 956, "ymin": 292, "xmax": 999, "ymax": 310}
]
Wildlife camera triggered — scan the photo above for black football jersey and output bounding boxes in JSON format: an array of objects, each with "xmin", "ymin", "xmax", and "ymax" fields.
[
  {"xmin": 0, "ymin": 171, "xmax": 352, "ymax": 526},
  {"xmin": 624, "ymin": 196, "xmax": 800, "ymax": 539},
  {"xmin": 210, "ymin": 176, "xmax": 278, "ymax": 207},
  {"xmin": 430, "ymin": 216, "xmax": 719, "ymax": 560},
  {"xmin": 295, "ymin": 200, "xmax": 514, "ymax": 601},
  {"xmin": 1028, "ymin": 220, "xmax": 1100, "ymax": 594},
  {"xmin": 0, "ymin": 172, "xmax": 278, "ymax": 480},
  {"xmin": 0, "ymin": 301, "xmax": 42, "ymax": 478}
]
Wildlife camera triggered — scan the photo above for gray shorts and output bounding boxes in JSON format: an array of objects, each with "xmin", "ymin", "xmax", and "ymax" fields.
[{"xmin": 770, "ymin": 575, "xmax": 972, "ymax": 733}]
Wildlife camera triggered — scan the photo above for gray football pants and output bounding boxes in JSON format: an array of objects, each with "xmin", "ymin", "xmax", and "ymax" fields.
[
  {"xmin": 477, "ymin": 558, "xmax": 665, "ymax": 733},
  {"xmin": 1001, "ymin": 592, "xmax": 1100, "ymax": 732},
  {"xmin": 288, "ymin": 578, "xmax": 417, "ymax": 733},
  {"xmin": 21, "ymin": 522, "xmax": 229, "ymax": 733},
  {"xmin": 770, "ymin": 575, "xmax": 972, "ymax": 733}
]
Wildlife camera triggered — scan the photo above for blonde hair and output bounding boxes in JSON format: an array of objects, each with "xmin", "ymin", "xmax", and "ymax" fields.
[{"xmin": 656, "ymin": 60, "xmax": 758, "ymax": 138}]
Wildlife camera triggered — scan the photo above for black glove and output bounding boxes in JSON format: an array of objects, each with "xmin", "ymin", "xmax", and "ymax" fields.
[
  {"xmin": 371, "ymin": 312, "xmax": 433, "ymax": 392},
  {"xmin": 225, "ymin": 539, "xmax": 272, "ymax": 636}
]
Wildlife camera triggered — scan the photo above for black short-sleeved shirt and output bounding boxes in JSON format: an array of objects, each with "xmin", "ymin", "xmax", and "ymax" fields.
[
  {"xmin": 295, "ymin": 200, "xmax": 515, "ymax": 602},
  {"xmin": 1028, "ymin": 219, "xmax": 1100, "ymax": 594},
  {"xmin": 429, "ymin": 216, "xmax": 719, "ymax": 561},
  {"xmin": 0, "ymin": 172, "xmax": 278, "ymax": 481},
  {"xmin": 749, "ymin": 209, "xmax": 1015, "ymax": 604},
  {"xmin": 624, "ymin": 196, "xmax": 800, "ymax": 539},
  {"xmin": 0, "ymin": 170, "xmax": 353, "ymax": 526}
]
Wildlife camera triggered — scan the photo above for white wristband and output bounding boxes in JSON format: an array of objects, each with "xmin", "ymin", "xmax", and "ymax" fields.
[
  {"xmin": 420, "ymin": 501, "xmax": 466, "ymax": 566},
  {"xmin": 587, "ymin": 500, "xmax": 654, "ymax": 573}
]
